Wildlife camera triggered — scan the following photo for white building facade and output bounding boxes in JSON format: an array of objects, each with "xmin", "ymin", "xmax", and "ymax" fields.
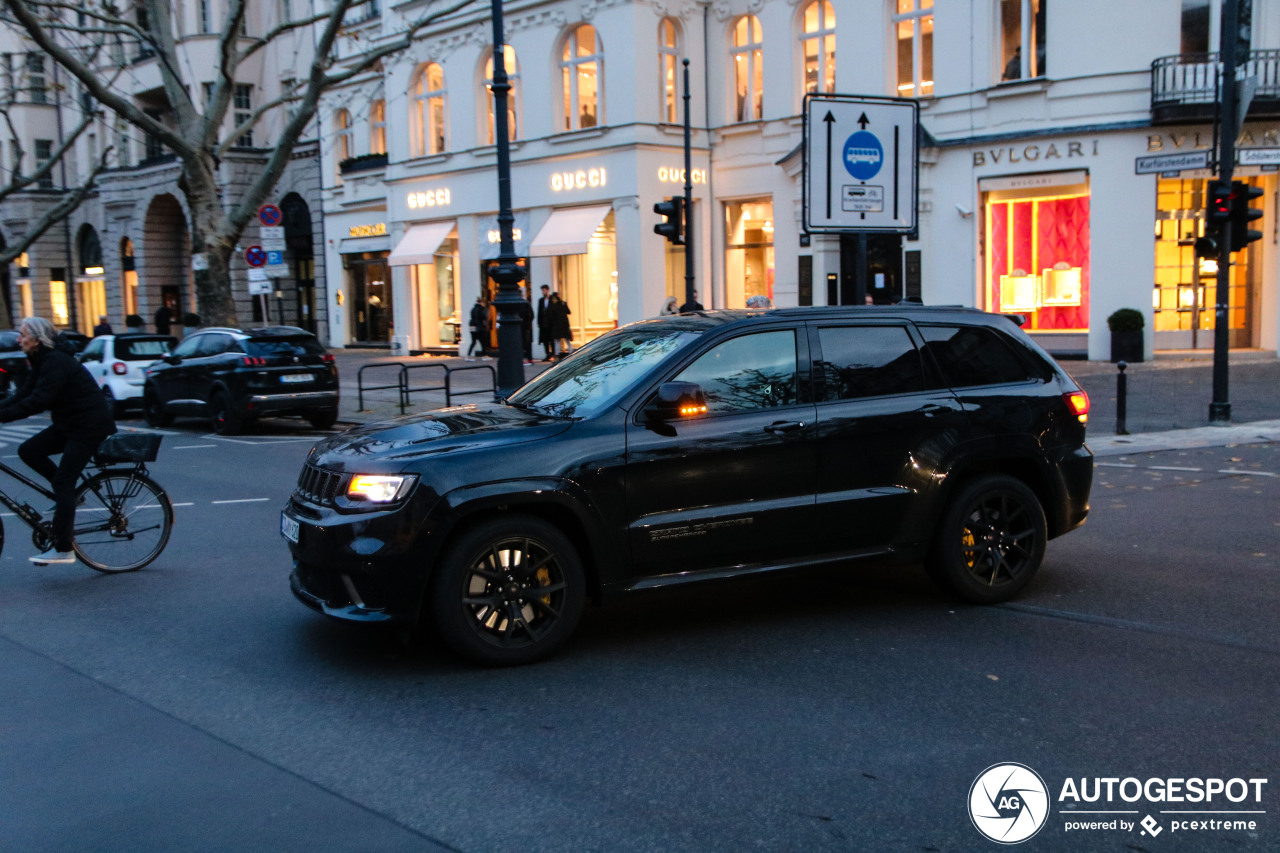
[
  {"xmin": 0, "ymin": 4, "xmax": 327, "ymax": 338},
  {"xmin": 320, "ymin": 0, "xmax": 1279, "ymax": 361}
]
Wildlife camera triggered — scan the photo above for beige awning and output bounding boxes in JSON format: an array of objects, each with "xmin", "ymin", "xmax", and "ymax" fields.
[
  {"xmin": 529, "ymin": 205, "xmax": 612, "ymax": 256},
  {"xmin": 388, "ymin": 221, "xmax": 456, "ymax": 267}
]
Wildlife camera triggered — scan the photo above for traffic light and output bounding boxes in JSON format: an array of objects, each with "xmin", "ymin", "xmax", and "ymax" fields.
[
  {"xmin": 1206, "ymin": 180, "xmax": 1233, "ymax": 225},
  {"xmin": 1229, "ymin": 180, "xmax": 1264, "ymax": 252},
  {"xmin": 654, "ymin": 196, "xmax": 684, "ymax": 245}
]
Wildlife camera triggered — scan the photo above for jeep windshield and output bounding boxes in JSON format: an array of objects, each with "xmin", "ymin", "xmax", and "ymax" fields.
[{"xmin": 508, "ymin": 325, "xmax": 702, "ymax": 419}]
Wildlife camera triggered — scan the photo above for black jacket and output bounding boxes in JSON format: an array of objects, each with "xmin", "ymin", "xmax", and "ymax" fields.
[{"xmin": 0, "ymin": 339, "xmax": 116, "ymax": 440}]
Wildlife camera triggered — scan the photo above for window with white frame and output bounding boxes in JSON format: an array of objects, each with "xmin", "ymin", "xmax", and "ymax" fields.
[
  {"xmin": 659, "ymin": 19, "xmax": 681, "ymax": 123},
  {"xmin": 801, "ymin": 1, "xmax": 836, "ymax": 96},
  {"xmin": 561, "ymin": 24, "xmax": 602, "ymax": 131},
  {"xmin": 999, "ymin": 0, "xmax": 1046, "ymax": 81},
  {"xmin": 334, "ymin": 108, "xmax": 353, "ymax": 171},
  {"xmin": 411, "ymin": 63, "xmax": 446, "ymax": 156},
  {"xmin": 26, "ymin": 53, "xmax": 46, "ymax": 104},
  {"xmin": 234, "ymin": 83, "xmax": 254, "ymax": 146},
  {"xmin": 370, "ymin": 99, "xmax": 386, "ymax": 154},
  {"xmin": 893, "ymin": 0, "xmax": 933, "ymax": 97},
  {"xmin": 483, "ymin": 46, "xmax": 520, "ymax": 144},
  {"xmin": 115, "ymin": 118, "xmax": 131, "ymax": 168},
  {"xmin": 35, "ymin": 138, "xmax": 53, "ymax": 188},
  {"xmin": 731, "ymin": 16, "xmax": 763, "ymax": 122}
]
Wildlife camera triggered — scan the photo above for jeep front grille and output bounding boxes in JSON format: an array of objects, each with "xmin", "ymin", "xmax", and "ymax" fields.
[{"xmin": 295, "ymin": 463, "xmax": 345, "ymax": 505}]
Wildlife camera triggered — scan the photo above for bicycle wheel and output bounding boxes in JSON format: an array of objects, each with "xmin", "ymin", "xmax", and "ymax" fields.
[{"xmin": 72, "ymin": 470, "xmax": 174, "ymax": 573}]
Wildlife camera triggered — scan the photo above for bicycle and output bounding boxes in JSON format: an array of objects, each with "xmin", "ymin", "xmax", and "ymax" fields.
[{"xmin": 0, "ymin": 432, "xmax": 173, "ymax": 573}]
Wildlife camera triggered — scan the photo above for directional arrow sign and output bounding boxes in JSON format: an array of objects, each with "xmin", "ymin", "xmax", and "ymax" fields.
[{"xmin": 804, "ymin": 94, "xmax": 918, "ymax": 233}]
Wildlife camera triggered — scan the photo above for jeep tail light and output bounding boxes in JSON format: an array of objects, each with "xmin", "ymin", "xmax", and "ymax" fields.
[
  {"xmin": 112, "ymin": 362, "xmax": 128, "ymax": 375},
  {"xmin": 242, "ymin": 356, "xmax": 267, "ymax": 367},
  {"xmin": 322, "ymin": 353, "xmax": 335, "ymax": 363},
  {"xmin": 1064, "ymin": 390, "xmax": 1089, "ymax": 424}
]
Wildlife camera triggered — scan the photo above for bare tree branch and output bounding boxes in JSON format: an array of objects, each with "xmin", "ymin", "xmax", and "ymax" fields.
[
  {"xmin": 0, "ymin": 107, "xmax": 97, "ymax": 201},
  {"xmin": 0, "ymin": 146, "xmax": 114, "ymax": 267}
]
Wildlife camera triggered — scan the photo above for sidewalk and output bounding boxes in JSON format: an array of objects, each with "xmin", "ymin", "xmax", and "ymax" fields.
[{"xmin": 328, "ymin": 347, "xmax": 1280, "ymax": 452}]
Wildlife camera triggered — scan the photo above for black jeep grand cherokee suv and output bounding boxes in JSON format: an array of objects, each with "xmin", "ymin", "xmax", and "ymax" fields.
[{"xmin": 284, "ymin": 306, "xmax": 1092, "ymax": 665}]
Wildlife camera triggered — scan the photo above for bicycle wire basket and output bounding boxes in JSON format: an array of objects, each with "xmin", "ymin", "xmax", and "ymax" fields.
[{"xmin": 96, "ymin": 433, "xmax": 163, "ymax": 463}]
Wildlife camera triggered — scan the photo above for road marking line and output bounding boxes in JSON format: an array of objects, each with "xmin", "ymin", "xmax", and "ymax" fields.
[
  {"xmin": 1149, "ymin": 465, "xmax": 1202, "ymax": 472},
  {"xmin": 1096, "ymin": 462, "xmax": 1137, "ymax": 468},
  {"xmin": 172, "ymin": 444, "xmax": 217, "ymax": 450},
  {"xmin": 172, "ymin": 502, "xmax": 195, "ymax": 507},
  {"xmin": 1218, "ymin": 468, "xmax": 1278, "ymax": 477},
  {"xmin": 211, "ymin": 498, "xmax": 271, "ymax": 504}
]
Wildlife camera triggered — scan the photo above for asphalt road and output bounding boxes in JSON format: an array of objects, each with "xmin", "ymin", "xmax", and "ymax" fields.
[{"xmin": 0, "ymin": 415, "xmax": 1276, "ymax": 852}]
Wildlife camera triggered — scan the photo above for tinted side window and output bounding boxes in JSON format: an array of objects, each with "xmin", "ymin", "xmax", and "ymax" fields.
[
  {"xmin": 81, "ymin": 338, "xmax": 106, "ymax": 360},
  {"xmin": 245, "ymin": 337, "xmax": 325, "ymax": 357},
  {"xmin": 815, "ymin": 325, "xmax": 925, "ymax": 401},
  {"xmin": 170, "ymin": 337, "xmax": 202, "ymax": 358},
  {"xmin": 918, "ymin": 325, "xmax": 1036, "ymax": 387},
  {"xmin": 673, "ymin": 330, "xmax": 797, "ymax": 413},
  {"xmin": 196, "ymin": 334, "xmax": 232, "ymax": 357}
]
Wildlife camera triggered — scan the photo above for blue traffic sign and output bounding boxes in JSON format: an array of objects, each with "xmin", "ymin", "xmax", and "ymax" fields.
[
  {"xmin": 266, "ymin": 250, "xmax": 284, "ymax": 266},
  {"xmin": 843, "ymin": 131, "xmax": 883, "ymax": 180}
]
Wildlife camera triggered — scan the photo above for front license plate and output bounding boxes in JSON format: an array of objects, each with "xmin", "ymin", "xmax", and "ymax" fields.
[
  {"xmin": 281, "ymin": 513, "xmax": 300, "ymax": 544},
  {"xmin": 281, "ymin": 373, "xmax": 312, "ymax": 384}
]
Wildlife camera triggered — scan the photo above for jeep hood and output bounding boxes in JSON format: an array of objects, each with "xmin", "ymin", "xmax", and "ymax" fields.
[{"xmin": 307, "ymin": 404, "xmax": 573, "ymax": 471}]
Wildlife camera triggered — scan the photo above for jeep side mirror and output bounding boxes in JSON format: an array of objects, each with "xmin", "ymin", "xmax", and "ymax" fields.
[
  {"xmin": 644, "ymin": 381, "xmax": 708, "ymax": 422},
  {"xmin": 164, "ymin": 354, "xmax": 182, "ymax": 365}
]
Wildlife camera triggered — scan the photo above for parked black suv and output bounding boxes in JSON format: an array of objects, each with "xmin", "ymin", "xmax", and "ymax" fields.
[
  {"xmin": 284, "ymin": 306, "xmax": 1092, "ymax": 665},
  {"xmin": 144, "ymin": 326, "xmax": 339, "ymax": 434}
]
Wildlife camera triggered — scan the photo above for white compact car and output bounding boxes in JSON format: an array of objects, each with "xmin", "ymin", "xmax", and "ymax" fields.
[{"xmin": 78, "ymin": 334, "xmax": 177, "ymax": 418}]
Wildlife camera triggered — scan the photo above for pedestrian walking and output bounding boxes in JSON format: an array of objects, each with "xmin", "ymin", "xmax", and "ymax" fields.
[
  {"xmin": 549, "ymin": 292, "xmax": 572, "ymax": 358},
  {"xmin": 660, "ymin": 296, "xmax": 679, "ymax": 316},
  {"xmin": 92, "ymin": 315, "xmax": 113, "ymax": 336},
  {"xmin": 536, "ymin": 284, "xmax": 555, "ymax": 361},
  {"xmin": 154, "ymin": 302, "xmax": 174, "ymax": 335},
  {"xmin": 679, "ymin": 290, "xmax": 704, "ymax": 312},
  {"xmin": 467, "ymin": 296, "xmax": 489, "ymax": 359}
]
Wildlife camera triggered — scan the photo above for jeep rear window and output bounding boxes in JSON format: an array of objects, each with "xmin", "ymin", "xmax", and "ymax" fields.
[
  {"xmin": 118, "ymin": 338, "xmax": 175, "ymax": 360},
  {"xmin": 917, "ymin": 325, "xmax": 1039, "ymax": 387},
  {"xmin": 245, "ymin": 337, "xmax": 326, "ymax": 357}
]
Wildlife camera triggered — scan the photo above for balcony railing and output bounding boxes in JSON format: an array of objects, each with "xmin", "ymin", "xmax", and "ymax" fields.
[{"xmin": 1152, "ymin": 50, "xmax": 1280, "ymax": 124}]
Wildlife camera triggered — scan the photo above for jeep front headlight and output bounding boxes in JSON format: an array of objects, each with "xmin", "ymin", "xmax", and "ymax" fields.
[{"xmin": 346, "ymin": 474, "xmax": 417, "ymax": 503}]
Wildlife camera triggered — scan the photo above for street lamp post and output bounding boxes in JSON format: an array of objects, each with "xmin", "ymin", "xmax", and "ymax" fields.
[{"xmin": 488, "ymin": 0, "xmax": 525, "ymax": 399}]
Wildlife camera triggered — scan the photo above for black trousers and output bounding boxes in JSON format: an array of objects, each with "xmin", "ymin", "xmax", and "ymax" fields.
[{"xmin": 19, "ymin": 426, "xmax": 105, "ymax": 552}]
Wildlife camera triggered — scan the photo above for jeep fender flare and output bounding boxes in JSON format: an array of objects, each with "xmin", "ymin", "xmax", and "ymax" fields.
[{"xmin": 432, "ymin": 477, "xmax": 616, "ymax": 598}]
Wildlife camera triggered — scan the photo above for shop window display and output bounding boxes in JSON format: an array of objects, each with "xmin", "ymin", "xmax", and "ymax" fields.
[{"xmin": 984, "ymin": 191, "xmax": 1089, "ymax": 331}]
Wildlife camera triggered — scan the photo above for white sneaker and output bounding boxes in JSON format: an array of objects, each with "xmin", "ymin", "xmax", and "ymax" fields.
[{"xmin": 31, "ymin": 549, "xmax": 76, "ymax": 564}]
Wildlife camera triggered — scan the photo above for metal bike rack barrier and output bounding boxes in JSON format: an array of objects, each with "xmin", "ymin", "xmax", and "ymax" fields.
[
  {"xmin": 400, "ymin": 362, "xmax": 498, "ymax": 410},
  {"xmin": 443, "ymin": 364, "xmax": 498, "ymax": 406},
  {"xmin": 400, "ymin": 363, "xmax": 449, "ymax": 413},
  {"xmin": 357, "ymin": 362, "xmax": 410, "ymax": 413}
]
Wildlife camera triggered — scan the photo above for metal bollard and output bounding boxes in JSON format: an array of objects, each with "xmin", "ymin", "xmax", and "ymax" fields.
[{"xmin": 1115, "ymin": 361, "xmax": 1128, "ymax": 436}]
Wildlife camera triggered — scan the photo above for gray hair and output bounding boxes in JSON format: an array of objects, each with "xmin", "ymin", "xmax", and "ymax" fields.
[{"xmin": 19, "ymin": 316, "xmax": 58, "ymax": 348}]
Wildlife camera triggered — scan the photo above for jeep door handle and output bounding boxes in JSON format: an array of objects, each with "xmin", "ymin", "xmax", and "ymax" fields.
[
  {"xmin": 918, "ymin": 404, "xmax": 950, "ymax": 417},
  {"xmin": 764, "ymin": 421, "xmax": 807, "ymax": 434}
]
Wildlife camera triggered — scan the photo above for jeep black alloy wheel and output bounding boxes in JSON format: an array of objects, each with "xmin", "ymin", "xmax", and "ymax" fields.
[
  {"xmin": 430, "ymin": 516, "xmax": 586, "ymax": 666},
  {"xmin": 927, "ymin": 474, "xmax": 1047, "ymax": 604}
]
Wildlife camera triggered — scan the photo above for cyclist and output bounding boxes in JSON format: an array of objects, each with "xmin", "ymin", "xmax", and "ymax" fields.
[{"xmin": 0, "ymin": 317, "xmax": 116, "ymax": 564}]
